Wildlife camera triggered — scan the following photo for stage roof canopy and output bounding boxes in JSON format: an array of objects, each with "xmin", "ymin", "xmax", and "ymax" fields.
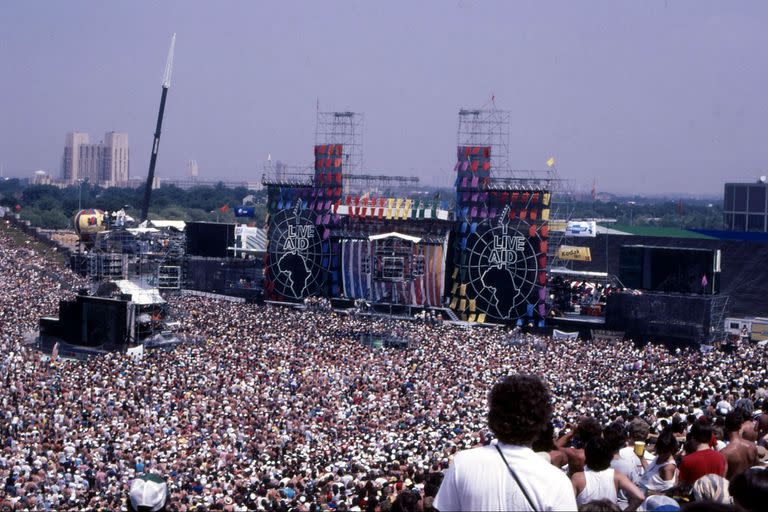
[
  {"xmin": 368, "ymin": 232, "xmax": 422, "ymax": 243},
  {"xmin": 549, "ymin": 267, "xmax": 609, "ymax": 279},
  {"xmin": 149, "ymin": 220, "xmax": 186, "ymax": 231},
  {"xmin": 111, "ymin": 280, "xmax": 166, "ymax": 305}
]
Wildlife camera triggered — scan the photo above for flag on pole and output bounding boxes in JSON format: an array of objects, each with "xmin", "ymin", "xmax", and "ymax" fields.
[
  {"xmin": 546, "ymin": 157, "xmax": 555, "ymax": 167},
  {"xmin": 219, "ymin": 204, "xmax": 230, "ymax": 213}
]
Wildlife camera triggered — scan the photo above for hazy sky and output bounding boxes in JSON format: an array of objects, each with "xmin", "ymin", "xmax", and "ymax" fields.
[{"xmin": 1, "ymin": 1, "xmax": 766, "ymax": 195}]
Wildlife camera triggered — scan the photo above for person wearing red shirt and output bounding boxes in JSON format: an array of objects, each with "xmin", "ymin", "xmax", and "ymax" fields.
[{"xmin": 678, "ymin": 421, "xmax": 727, "ymax": 486}]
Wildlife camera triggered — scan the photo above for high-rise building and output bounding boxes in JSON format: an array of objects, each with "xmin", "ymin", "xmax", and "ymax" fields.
[
  {"xmin": 78, "ymin": 143, "xmax": 103, "ymax": 183},
  {"xmin": 103, "ymin": 132, "xmax": 129, "ymax": 186},
  {"xmin": 62, "ymin": 132, "xmax": 90, "ymax": 183},
  {"xmin": 724, "ymin": 178, "xmax": 768, "ymax": 232},
  {"xmin": 187, "ymin": 159, "xmax": 199, "ymax": 178},
  {"xmin": 61, "ymin": 131, "xmax": 130, "ymax": 186}
]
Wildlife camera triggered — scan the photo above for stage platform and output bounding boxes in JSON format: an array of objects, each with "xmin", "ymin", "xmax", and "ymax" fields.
[
  {"xmin": 444, "ymin": 319, "xmax": 500, "ymax": 328},
  {"xmin": 265, "ymin": 299, "xmax": 307, "ymax": 309},
  {"xmin": 552, "ymin": 314, "xmax": 606, "ymax": 326},
  {"xmin": 547, "ymin": 313, "xmax": 607, "ymax": 340}
]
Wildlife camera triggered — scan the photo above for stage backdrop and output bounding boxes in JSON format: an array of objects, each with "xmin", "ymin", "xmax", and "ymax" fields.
[
  {"xmin": 341, "ymin": 236, "xmax": 446, "ymax": 306},
  {"xmin": 265, "ymin": 205, "xmax": 329, "ymax": 301}
]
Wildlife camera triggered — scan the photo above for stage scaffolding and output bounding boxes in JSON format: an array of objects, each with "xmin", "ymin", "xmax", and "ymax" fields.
[
  {"xmin": 544, "ymin": 167, "xmax": 576, "ymax": 270},
  {"xmin": 457, "ymin": 107, "xmax": 510, "ymax": 176},
  {"xmin": 315, "ymin": 111, "xmax": 364, "ymax": 180},
  {"xmin": 84, "ymin": 227, "xmax": 186, "ymax": 291},
  {"xmin": 709, "ymin": 295, "xmax": 730, "ymax": 344}
]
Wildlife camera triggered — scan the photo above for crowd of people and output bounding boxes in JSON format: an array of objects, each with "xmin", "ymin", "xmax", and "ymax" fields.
[{"xmin": 1, "ymin": 220, "xmax": 767, "ymax": 511}]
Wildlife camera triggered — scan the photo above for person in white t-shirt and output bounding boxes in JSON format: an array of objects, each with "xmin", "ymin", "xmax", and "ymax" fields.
[
  {"xmin": 434, "ymin": 374, "xmax": 577, "ymax": 511},
  {"xmin": 604, "ymin": 422, "xmax": 640, "ymax": 510},
  {"xmin": 618, "ymin": 418, "xmax": 651, "ymax": 477},
  {"xmin": 572, "ymin": 438, "xmax": 645, "ymax": 510}
]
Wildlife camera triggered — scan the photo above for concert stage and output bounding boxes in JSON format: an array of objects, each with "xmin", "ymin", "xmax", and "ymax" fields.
[{"xmin": 263, "ymin": 124, "xmax": 553, "ymax": 327}]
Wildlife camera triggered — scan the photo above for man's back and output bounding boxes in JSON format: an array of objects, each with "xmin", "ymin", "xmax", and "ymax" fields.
[
  {"xmin": 434, "ymin": 442, "xmax": 577, "ymax": 511},
  {"xmin": 679, "ymin": 449, "xmax": 727, "ymax": 485},
  {"xmin": 561, "ymin": 446, "xmax": 586, "ymax": 475},
  {"xmin": 720, "ymin": 438, "xmax": 758, "ymax": 480}
]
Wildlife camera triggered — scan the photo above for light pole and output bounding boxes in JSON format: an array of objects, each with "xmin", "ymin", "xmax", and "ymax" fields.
[{"xmin": 77, "ymin": 179, "xmax": 85, "ymax": 212}]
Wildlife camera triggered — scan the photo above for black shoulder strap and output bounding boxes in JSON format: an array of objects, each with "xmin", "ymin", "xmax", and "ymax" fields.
[{"xmin": 495, "ymin": 444, "xmax": 538, "ymax": 511}]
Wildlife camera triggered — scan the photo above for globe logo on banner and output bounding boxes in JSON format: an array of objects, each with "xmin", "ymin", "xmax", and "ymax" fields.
[
  {"xmin": 267, "ymin": 204, "xmax": 327, "ymax": 300},
  {"xmin": 465, "ymin": 207, "xmax": 543, "ymax": 321}
]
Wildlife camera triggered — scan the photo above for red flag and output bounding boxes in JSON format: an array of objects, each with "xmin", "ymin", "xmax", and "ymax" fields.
[{"xmin": 219, "ymin": 204, "xmax": 230, "ymax": 213}]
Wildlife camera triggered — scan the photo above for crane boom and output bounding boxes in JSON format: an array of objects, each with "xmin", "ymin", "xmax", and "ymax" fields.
[{"xmin": 141, "ymin": 34, "xmax": 176, "ymax": 222}]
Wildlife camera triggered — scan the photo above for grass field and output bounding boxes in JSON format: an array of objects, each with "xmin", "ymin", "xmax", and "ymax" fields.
[{"xmin": 1, "ymin": 219, "xmax": 69, "ymax": 267}]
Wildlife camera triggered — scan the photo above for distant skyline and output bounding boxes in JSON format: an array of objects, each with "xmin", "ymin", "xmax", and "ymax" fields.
[{"xmin": 1, "ymin": 1, "xmax": 767, "ymax": 195}]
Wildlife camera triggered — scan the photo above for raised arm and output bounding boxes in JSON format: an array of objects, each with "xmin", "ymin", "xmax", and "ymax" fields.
[
  {"xmin": 571, "ymin": 471, "xmax": 586, "ymax": 498},
  {"xmin": 555, "ymin": 430, "xmax": 574, "ymax": 449}
]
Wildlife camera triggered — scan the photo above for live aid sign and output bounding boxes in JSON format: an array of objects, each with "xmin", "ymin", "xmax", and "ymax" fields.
[
  {"xmin": 283, "ymin": 225, "xmax": 315, "ymax": 252},
  {"xmin": 489, "ymin": 235, "xmax": 526, "ymax": 266}
]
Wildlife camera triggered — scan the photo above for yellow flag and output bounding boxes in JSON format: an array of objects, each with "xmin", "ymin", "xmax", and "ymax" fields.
[
  {"xmin": 386, "ymin": 198, "xmax": 394, "ymax": 219},
  {"xmin": 403, "ymin": 199, "xmax": 413, "ymax": 219},
  {"xmin": 546, "ymin": 157, "xmax": 555, "ymax": 167}
]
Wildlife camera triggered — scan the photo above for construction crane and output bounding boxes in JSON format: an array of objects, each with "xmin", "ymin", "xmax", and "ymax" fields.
[{"xmin": 141, "ymin": 34, "xmax": 176, "ymax": 222}]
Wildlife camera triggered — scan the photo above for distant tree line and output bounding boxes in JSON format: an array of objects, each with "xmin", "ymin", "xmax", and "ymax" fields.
[
  {"xmin": 572, "ymin": 197, "xmax": 725, "ymax": 230},
  {"xmin": 0, "ymin": 179, "xmax": 267, "ymax": 229}
]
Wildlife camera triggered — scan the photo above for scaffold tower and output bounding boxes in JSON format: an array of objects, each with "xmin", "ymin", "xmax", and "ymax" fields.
[
  {"xmin": 544, "ymin": 165, "xmax": 576, "ymax": 270},
  {"xmin": 457, "ymin": 107, "xmax": 510, "ymax": 176},
  {"xmin": 315, "ymin": 111, "xmax": 364, "ymax": 177}
]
